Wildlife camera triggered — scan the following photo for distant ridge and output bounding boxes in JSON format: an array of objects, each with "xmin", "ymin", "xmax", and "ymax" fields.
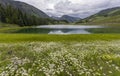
[
  {"xmin": 77, "ymin": 7, "xmax": 120, "ymax": 24},
  {"xmin": 52, "ymin": 15, "xmax": 81, "ymax": 22}
]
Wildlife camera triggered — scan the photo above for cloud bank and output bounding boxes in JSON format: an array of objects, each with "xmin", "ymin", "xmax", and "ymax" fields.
[{"xmin": 15, "ymin": 0, "xmax": 120, "ymax": 18}]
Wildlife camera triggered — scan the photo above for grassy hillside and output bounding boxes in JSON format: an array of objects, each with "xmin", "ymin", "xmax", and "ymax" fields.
[
  {"xmin": 76, "ymin": 7, "xmax": 120, "ymax": 26},
  {"xmin": 87, "ymin": 15, "xmax": 120, "ymax": 24}
]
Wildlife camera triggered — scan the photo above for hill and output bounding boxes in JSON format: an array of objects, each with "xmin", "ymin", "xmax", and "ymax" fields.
[
  {"xmin": 0, "ymin": 0, "xmax": 62, "ymax": 26},
  {"xmin": 52, "ymin": 15, "xmax": 81, "ymax": 23},
  {"xmin": 0, "ymin": 0, "xmax": 49, "ymax": 18},
  {"xmin": 0, "ymin": 4, "xmax": 50, "ymax": 26},
  {"xmin": 76, "ymin": 7, "xmax": 120, "ymax": 25},
  {"xmin": 60, "ymin": 15, "xmax": 81, "ymax": 22}
]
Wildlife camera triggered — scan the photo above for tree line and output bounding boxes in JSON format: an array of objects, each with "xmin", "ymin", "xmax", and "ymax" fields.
[{"xmin": 0, "ymin": 4, "xmax": 63, "ymax": 26}]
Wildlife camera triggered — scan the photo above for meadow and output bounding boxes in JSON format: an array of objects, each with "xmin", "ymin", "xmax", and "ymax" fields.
[
  {"xmin": 0, "ymin": 34, "xmax": 120, "ymax": 42},
  {"xmin": 0, "ymin": 34, "xmax": 120, "ymax": 76}
]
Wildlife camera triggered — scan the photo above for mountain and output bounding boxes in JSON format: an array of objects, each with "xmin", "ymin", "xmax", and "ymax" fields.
[
  {"xmin": 0, "ymin": 0, "xmax": 49, "ymax": 18},
  {"xmin": 60, "ymin": 15, "xmax": 81, "ymax": 22},
  {"xmin": 0, "ymin": 0, "xmax": 54, "ymax": 26},
  {"xmin": 51, "ymin": 16, "xmax": 60, "ymax": 20},
  {"xmin": 77, "ymin": 7, "xmax": 120, "ymax": 25},
  {"xmin": 94, "ymin": 7, "xmax": 120, "ymax": 17},
  {"xmin": 52, "ymin": 15, "xmax": 81, "ymax": 23}
]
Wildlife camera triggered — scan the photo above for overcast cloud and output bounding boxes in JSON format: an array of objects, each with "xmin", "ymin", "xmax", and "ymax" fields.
[{"xmin": 15, "ymin": 0, "xmax": 120, "ymax": 18}]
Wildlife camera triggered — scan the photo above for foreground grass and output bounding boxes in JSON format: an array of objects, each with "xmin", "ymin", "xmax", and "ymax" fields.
[
  {"xmin": 0, "ymin": 34, "xmax": 120, "ymax": 76},
  {"xmin": 0, "ymin": 41, "xmax": 120, "ymax": 76},
  {"xmin": 0, "ymin": 34, "xmax": 120, "ymax": 42}
]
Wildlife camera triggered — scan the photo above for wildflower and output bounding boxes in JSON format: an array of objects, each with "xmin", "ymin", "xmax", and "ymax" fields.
[{"xmin": 108, "ymin": 71, "xmax": 112, "ymax": 74}]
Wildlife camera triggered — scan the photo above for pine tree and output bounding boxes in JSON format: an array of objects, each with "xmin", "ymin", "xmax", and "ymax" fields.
[{"xmin": 0, "ymin": 4, "xmax": 53, "ymax": 26}]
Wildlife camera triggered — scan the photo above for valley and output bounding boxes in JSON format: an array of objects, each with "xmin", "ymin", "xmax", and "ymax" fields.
[{"xmin": 0, "ymin": 0, "xmax": 120, "ymax": 76}]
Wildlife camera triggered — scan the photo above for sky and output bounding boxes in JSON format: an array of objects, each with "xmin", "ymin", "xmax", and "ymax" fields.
[{"xmin": 15, "ymin": 0, "xmax": 120, "ymax": 18}]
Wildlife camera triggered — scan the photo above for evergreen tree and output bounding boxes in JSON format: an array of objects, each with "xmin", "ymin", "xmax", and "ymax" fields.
[{"xmin": 0, "ymin": 4, "xmax": 51, "ymax": 26}]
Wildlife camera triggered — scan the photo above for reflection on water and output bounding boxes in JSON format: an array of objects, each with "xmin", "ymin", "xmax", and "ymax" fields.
[
  {"xmin": 37, "ymin": 25, "xmax": 104, "ymax": 29},
  {"xmin": 10, "ymin": 25, "xmax": 120, "ymax": 34},
  {"xmin": 67, "ymin": 30, "xmax": 90, "ymax": 34},
  {"xmin": 37, "ymin": 25, "xmax": 104, "ymax": 34},
  {"xmin": 48, "ymin": 30, "xmax": 91, "ymax": 34},
  {"xmin": 49, "ymin": 30, "xmax": 64, "ymax": 34}
]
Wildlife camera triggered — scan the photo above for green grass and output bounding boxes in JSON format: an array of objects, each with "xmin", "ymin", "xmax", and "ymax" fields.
[
  {"xmin": 86, "ymin": 27, "xmax": 120, "ymax": 33},
  {"xmin": 0, "ymin": 34, "xmax": 120, "ymax": 75},
  {"xmin": 91, "ymin": 15, "xmax": 120, "ymax": 23},
  {"xmin": 0, "ymin": 22, "xmax": 120, "ymax": 75},
  {"xmin": 0, "ymin": 27, "xmax": 51, "ymax": 33},
  {"xmin": 0, "ymin": 40, "xmax": 120, "ymax": 76},
  {"xmin": 76, "ymin": 15, "xmax": 120, "ymax": 26},
  {"xmin": 0, "ymin": 22, "xmax": 18, "ymax": 27},
  {"xmin": 0, "ymin": 34, "xmax": 120, "ymax": 42},
  {"xmin": 0, "ymin": 27, "xmax": 23, "ymax": 33}
]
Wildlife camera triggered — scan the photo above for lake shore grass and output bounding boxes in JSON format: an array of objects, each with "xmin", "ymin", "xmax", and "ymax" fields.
[{"xmin": 0, "ymin": 34, "xmax": 120, "ymax": 42}]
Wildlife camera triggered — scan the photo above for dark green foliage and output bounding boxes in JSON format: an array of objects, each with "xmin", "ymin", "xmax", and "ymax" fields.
[
  {"xmin": 0, "ymin": 4, "xmax": 69, "ymax": 26},
  {"xmin": 0, "ymin": 4, "xmax": 50, "ymax": 26}
]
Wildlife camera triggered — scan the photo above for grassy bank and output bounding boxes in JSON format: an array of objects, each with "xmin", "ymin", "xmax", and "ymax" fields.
[
  {"xmin": 0, "ymin": 22, "xmax": 18, "ymax": 27},
  {"xmin": 86, "ymin": 27, "xmax": 120, "ymax": 33},
  {"xmin": 0, "ymin": 34, "xmax": 120, "ymax": 42},
  {"xmin": 0, "ymin": 27, "xmax": 51, "ymax": 33}
]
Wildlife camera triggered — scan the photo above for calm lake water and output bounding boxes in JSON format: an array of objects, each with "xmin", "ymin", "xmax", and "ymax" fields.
[
  {"xmin": 13, "ymin": 25, "xmax": 120, "ymax": 34},
  {"xmin": 36, "ymin": 25, "xmax": 105, "ymax": 34}
]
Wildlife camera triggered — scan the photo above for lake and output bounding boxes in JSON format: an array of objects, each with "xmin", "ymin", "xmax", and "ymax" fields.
[
  {"xmin": 36, "ymin": 25, "xmax": 105, "ymax": 34},
  {"xmin": 12, "ymin": 25, "xmax": 120, "ymax": 34}
]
